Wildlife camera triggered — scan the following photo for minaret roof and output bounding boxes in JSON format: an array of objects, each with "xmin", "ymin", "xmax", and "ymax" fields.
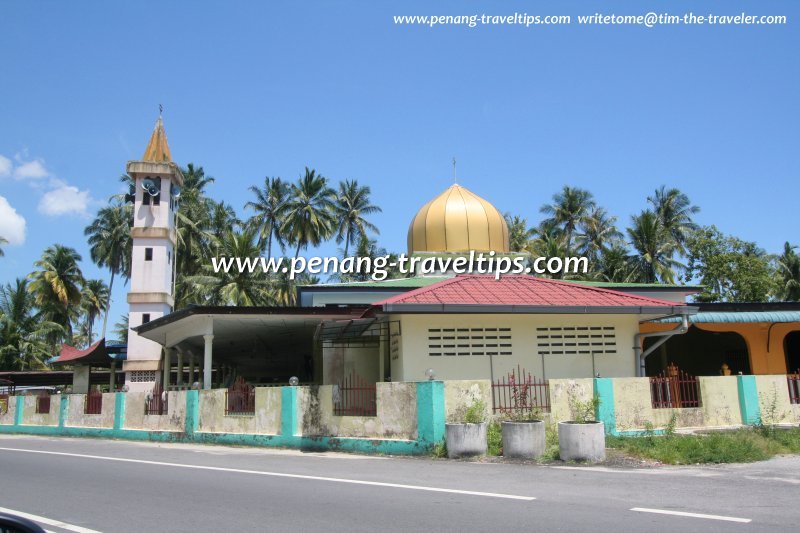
[{"xmin": 141, "ymin": 117, "xmax": 172, "ymax": 162}]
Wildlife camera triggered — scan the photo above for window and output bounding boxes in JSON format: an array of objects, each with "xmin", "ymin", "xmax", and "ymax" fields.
[
  {"xmin": 142, "ymin": 313, "xmax": 151, "ymax": 324},
  {"xmin": 427, "ymin": 327, "xmax": 512, "ymax": 356},
  {"xmin": 536, "ymin": 326, "xmax": 617, "ymax": 356},
  {"xmin": 145, "ymin": 247, "xmax": 153, "ymax": 261}
]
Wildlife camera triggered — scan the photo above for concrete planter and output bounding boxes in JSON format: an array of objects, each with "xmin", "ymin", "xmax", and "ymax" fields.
[
  {"xmin": 558, "ymin": 421, "xmax": 605, "ymax": 463},
  {"xmin": 445, "ymin": 422, "xmax": 487, "ymax": 458},
  {"xmin": 501, "ymin": 420, "xmax": 545, "ymax": 459}
]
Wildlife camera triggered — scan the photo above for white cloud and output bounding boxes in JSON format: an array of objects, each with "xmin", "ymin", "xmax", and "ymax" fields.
[
  {"xmin": 0, "ymin": 196, "xmax": 27, "ymax": 245},
  {"xmin": 38, "ymin": 185, "xmax": 91, "ymax": 216},
  {"xmin": 14, "ymin": 159, "xmax": 49, "ymax": 180},
  {"xmin": 0, "ymin": 155, "xmax": 11, "ymax": 177}
]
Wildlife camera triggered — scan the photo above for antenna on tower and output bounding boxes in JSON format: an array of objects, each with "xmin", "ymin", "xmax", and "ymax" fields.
[{"xmin": 452, "ymin": 157, "xmax": 457, "ymax": 184}]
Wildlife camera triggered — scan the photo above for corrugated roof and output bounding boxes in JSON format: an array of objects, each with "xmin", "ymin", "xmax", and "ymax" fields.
[
  {"xmin": 312, "ymin": 276, "xmax": 698, "ymax": 291},
  {"xmin": 377, "ymin": 275, "xmax": 685, "ymax": 309},
  {"xmin": 656, "ymin": 311, "xmax": 800, "ymax": 324}
]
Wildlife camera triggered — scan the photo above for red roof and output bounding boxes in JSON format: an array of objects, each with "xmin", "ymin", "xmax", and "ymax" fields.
[
  {"xmin": 376, "ymin": 275, "xmax": 684, "ymax": 309},
  {"xmin": 51, "ymin": 339, "xmax": 108, "ymax": 365}
]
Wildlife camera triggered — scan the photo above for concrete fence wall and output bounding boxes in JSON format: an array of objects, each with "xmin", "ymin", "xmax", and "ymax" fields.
[{"xmin": 1, "ymin": 375, "xmax": 798, "ymax": 451}]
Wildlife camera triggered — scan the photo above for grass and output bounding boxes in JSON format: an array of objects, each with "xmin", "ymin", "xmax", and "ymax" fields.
[{"xmin": 606, "ymin": 427, "xmax": 800, "ymax": 465}]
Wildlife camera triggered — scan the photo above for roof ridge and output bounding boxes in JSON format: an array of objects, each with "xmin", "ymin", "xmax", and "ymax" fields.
[{"xmin": 374, "ymin": 274, "xmax": 684, "ymax": 308}]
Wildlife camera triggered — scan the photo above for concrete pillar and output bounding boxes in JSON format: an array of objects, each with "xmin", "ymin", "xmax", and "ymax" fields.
[
  {"xmin": 737, "ymin": 374, "xmax": 761, "ymax": 425},
  {"xmin": 73, "ymin": 365, "xmax": 90, "ymax": 394},
  {"xmin": 415, "ymin": 380, "xmax": 445, "ymax": 449},
  {"xmin": 203, "ymin": 334, "xmax": 214, "ymax": 390},
  {"xmin": 593, "ymin": 378, "xmax": 617, "ymax": 435},
  {"xmin": 177, "ymin": 350, "xmax": 184, "ymax": 386},
  {"xmin": 109, "ymin": 361, "xmax": 116, "ymax": 391},
  {"xmin": 188, "ymin": 354, "xmax": 195, "ymax": 386},
  {"xmin": 162, "ymin": 348, "xmax": 171, "ymax": 389}
]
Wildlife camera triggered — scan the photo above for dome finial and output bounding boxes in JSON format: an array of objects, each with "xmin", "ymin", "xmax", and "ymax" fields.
[{"xmin": 452, "ymin": 157, "xmax": 457, "ymax": 184}]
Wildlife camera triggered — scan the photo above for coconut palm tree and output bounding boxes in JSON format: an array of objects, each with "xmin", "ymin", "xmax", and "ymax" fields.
[
  {"xmin": 626, "ymin": 210, "xmax": 683, "ymax": 283},
  {"xmin": 209, "ymin": 201, "xmax": 241, "ymax": 236},
  {"xmin": 504, "ymin": 214, "xmax": 535, "ymax": 252},
  {"xmin": 597, "ymin": 244, "xmax": 635, "ymax": 283},
  {"xmin": 332, "ymin": 179, "xmax": 381, "ymax": 257},
  {"xmin": 84, "ymin": 201, "xmax": 131, "ymax": 337},
  {"xmin": 0, "ymin": 279, "xmax": 64, "ymax": 370},
  {"xmin": 282, "ymin": 168, "xmax": 336, "ymax": 258},
  {"xmin": 27, "ymin": 244, "xmax": 85, "ymax": 341},
  {"xmin": 245, "ymin": 177, "xmax": 289, "ymax": 258},
  {"xmin": 575, "ymin": 207, "xmax": 623, "ymax": 264},
  {"xmin": 540, "ymin": 186, "xmax": 596, "ymax": 255},
  {"xmin": 81, "ymin": 279, "xmax": 109, "ymax": 343},
  {"xmin": 777, "ymin": 242, "xmax": 800, "ymax": 301},
  {"xmin": 175, "ymin": 164, "xmax": 217, "ymax": 307},
  {"xmin": 112, "ymin": 314, "xmax": 129, "ymax": 344},
  {"xmin": 647, "ymin": 186, "xmax": 700, "ymax": 255},
  {"xmin": 188, "ymin": 228, "xmax": 273, "ymax": 306}
]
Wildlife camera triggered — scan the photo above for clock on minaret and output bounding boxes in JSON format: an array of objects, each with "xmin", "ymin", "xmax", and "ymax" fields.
[{"xmin": 123, "ymin": 116, "xmax": 184, "ymax": 392}]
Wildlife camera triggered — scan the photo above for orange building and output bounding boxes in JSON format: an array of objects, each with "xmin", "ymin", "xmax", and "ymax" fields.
[{"xmin": 639, "ymin": 302, "xmax": 800, "ymax": 376}]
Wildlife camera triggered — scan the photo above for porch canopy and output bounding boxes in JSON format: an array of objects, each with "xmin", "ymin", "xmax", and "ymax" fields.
[{"xmin": 135, "ymin": 305, "xmax": 370, "ymax": 388}]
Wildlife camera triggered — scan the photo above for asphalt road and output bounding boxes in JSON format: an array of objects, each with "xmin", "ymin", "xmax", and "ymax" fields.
[{"xmin": 0, "ymin": 435, "xmax": 797, "ymax": 532}]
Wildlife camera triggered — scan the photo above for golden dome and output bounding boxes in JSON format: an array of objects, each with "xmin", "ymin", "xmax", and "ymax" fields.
[{"xmin": 407, "ymin": 184, "xmax": 510, "ymax": 254}]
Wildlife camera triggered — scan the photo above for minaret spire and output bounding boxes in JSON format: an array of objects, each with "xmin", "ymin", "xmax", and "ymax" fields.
[{"xmin": 142, "ymin": 112, "xmax": 172, "ymax": 162}]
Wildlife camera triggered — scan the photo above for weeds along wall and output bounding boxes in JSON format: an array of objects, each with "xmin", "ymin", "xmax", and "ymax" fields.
[{"xmin": 1, "ymin": 376, "xmax": 798, "ymax": 449}]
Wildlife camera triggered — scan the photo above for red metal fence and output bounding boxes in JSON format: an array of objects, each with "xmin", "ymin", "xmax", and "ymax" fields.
[
  {"xmin": 788, "ymin": 370, "xmax": 800, "ymax": 405},
  {"xmin": 334, "ymin": 371, "xmax": 377, "ymax": 416},
  {"xmin": 492, "ymin": 366, "xmax": 551, "ymax": 414},
  {"xmin": 226, "ymin": 377, "xmax": 255, "ymax": 415},
  {"xmin": 650, "ymin": 364, "xmax": 701, "ymax": 409},
  {"xmin": 145, "ymin": 384, "xmax": 168, "ymax": 415},
  {"xmin": 36, "ymin": 394, "xmax": 51, "ymax": 414},
  {"xmin": 84, "ymin": 390, "xmax": 103, "ymax": 415}
]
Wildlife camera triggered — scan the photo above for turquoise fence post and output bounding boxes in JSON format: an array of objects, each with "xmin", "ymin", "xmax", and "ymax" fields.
[
  {"xmin": 416, "ymin": 380, "xmax": 445, "ymax": 449},
  {"xmin": 58, "ymin": 394, "xmax": 68, "ymax": 429},
  {"xmin": 14, "ymin": 395, "xmax": 24, "ymax": 426},
  {"xmin": 185, "ymin": 390, "xmax": 199, "ymax": 437},
  {"xmin": 737, "ymin": 375, "xmax": 761, "ymax": 425},
  {"xmin": 281, "ymin": 387, "xmax": 298, "ymax": 437},
  {"xmin": 113, "ymin": 392, "xmax": 126, "ymax": 431},
  {"xmin": 593, "ymin": 378, "xmax": 617, "ymax": 435}
]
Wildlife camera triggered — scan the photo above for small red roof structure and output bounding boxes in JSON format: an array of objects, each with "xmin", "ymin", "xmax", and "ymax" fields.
[
  {"xmin": 375, "ymin": 275, "xmax": 693, "ymax": 315},
  {"xmin": 50, "ymin": 339, "xmax": 109, "ymax": 366}
]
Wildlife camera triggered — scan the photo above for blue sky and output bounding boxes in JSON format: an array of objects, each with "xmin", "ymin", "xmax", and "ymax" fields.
[{"xmin": 1, "ymin": 0, "xmax": 798, "ymax": 334}]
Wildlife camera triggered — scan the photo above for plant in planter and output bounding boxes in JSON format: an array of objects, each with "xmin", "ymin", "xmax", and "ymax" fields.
[
  {"xmin": 501, "ymin": 371, "xmax": 547, "ymax": 459},
  {"xmin": 445, "ymin": 398, "xmax": 488, "ymax": 458},
  {"xmin": 558, "ymin": 395, "xmax": 605, "ymax": 463}
]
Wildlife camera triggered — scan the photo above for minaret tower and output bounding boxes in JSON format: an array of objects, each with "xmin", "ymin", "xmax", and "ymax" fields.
[{"xmin": 123, "ymin": 116, "xmax": 184, "ymax": 391}]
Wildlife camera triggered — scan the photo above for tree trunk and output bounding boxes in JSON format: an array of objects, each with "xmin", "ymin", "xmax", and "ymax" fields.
[{"xmin": 100, "ymin": 270, "xmax": 115, "ymax": 340}]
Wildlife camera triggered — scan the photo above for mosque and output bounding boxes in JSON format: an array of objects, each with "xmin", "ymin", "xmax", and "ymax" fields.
[{"xmin": 50, "ymin": 118, "xmax": 800, "ymax": 393}]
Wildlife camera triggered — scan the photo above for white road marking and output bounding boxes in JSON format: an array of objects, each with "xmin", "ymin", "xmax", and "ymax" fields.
[
  {"xmin": 630, "ymin": 507, "xmax": 751, "ymax": 523},
  {"xmin": 0, "ymin": 506, "xmax": 102, "ymax": 533},
  {"xmin": 0, "ymin": 446, "xmax": 535, "ymax": 501},
  {"xmin": 744, "ymin": 475, "xmax": 800, "ymax": 484}
]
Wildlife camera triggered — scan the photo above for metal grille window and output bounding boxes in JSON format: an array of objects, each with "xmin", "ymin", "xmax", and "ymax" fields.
[
  {"xmin": 427, "ymin": 327, "xmax": 512, "ymax": 357},
  {"xmin": 650, "ymin": 364, "xmax": 701, "ymax": 409},
  {"xmin": 536, "ymin": 326, "xmax": 617, "ymax": 356},
  {"xmin": 36, "ymin": 394, "xmax": 51, "ymax": 414},
  {"xmin": 788, "ymin": 371, "xmax": 800, "ymax": 405},
  {"xmin": 145, "ymin": 384, "xmax": 168, "ymax": 415},
  {"xmin": 85, "ymin": 390, "xmax": 103, "ymax": 415},
  {"xmin": 225, "ymin": 377, "xmax": 255, "ymax": 415}
]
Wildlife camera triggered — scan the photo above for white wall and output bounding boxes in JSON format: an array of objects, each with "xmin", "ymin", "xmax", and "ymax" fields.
[{"xmin": 393, "ymin": 313, "xmax": 641, "ymax": 382}]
